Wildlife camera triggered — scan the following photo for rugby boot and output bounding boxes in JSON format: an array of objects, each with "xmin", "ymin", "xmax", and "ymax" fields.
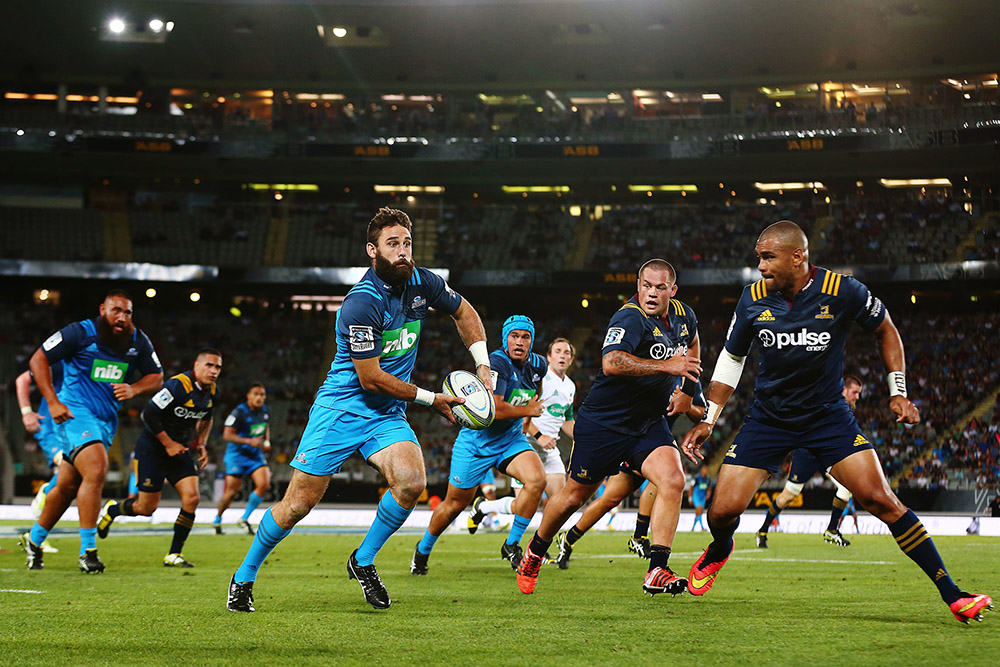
[
  {"xmin": 500, "ymin": 542, "xmax": 523, "ymax": 570},
  {"xmin": 553, "ymin": 531, "xmax": 572, "ymax": 570},
  {"xmin": 950, "ymin": 594, "xmax": 993, "ymax": 624},
  {"xmin": 19, "ymin": 532, "xmax": 44, "ymax": 570},
  {"xmin": 214, "ymin": 523, "xmax": 224, "ymax": 535},
  {"xmin": 823, "ymin": 529, "xmax": 850, "ymax": 547},
  {"xmin": 164, "ymin": 553, "xmax": 195, "ymax": 568},
  {"xmin": 79, "ymin": 549, "xmax": 105, "ymax": 574},
  {"xmin": 467, "ymin": 496, "xmax": 486, "ymax": 534},
  {"xmin": 643, "ymin": 567, "xmax": 688, "ymax": 597},
  {"xmin": 628, "ymin": 535, "xmax": 651, "ymax": 559},
  {"xmin": 40, "ymin": 539, "xmax": 59, "ymax": 553},
  {"xmin": 237, "ymin": 518, "xmax": 255, "ymax": 535},
  {"xmin": 516, "ymin": 548, "xmax": 544, "ymax": 594},
  {"xmin": 755, "ymin": 531, "xmax": 768, "ymax": 549},
  {"xmin": 410, "ymin": 543, "xmax": 429, "ymax": 575},
  {"xmin": 97, "ymin": 500, "xmax": 117, "ymax": 539},
  {"xmin": 347, "ymin": 549, "xmax": 391, "ymax": 609},
  {"xmin": 227, "ymin": 575, "xmax": 255, "ymax": 613},
  {"xmin": 688, "ymin": 541, "xmax": 735, "ymax": 597}
]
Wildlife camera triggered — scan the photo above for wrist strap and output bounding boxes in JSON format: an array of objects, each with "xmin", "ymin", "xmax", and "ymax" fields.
[
  {"xmin": 681, "ymin": 378, "xmax": 698, "ymax": 397},
  {"xmin": 702, "ymin": 400, "xmax": 723, "ymax": 426},
  {"xmin": 887, "ymin": 371, "xmax": 907, "ymax": 398},
  {"xmin": 21, "ymin": 405, "xmax": 33, "ymax": 416},
  {"xmin": 414, "ymin": 387, "xmax": 435, "ymax": 406},
  {"xmin": 469, "ymin": 340, "xmax": 490, "ymax": 368}
]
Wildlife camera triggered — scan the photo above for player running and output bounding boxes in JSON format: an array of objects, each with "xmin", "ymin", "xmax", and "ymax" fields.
[
  {"xmin": 97, "ymin": 348, "xmax": 221, "ymax": 567},
  {"xmin": 411, "ymin": 315, "xmax": 548, "ymax": 574},
  {"xmin": 228, "ymin": 207, "xmax": 491, "ymax": 612},
  {"xmin": 213, "ymin": 382, "xmax": 271, "ymax": 535},
  {"xmin": 466, "ymin": 337, "xmax": 576, "ymax": 531},
  {"xmin": 755, "ymin": 376, "xmax": 864, "ymax": 548},
  {"xmin": 516, "ymin": 259, "xmax": 702, "ymax": 597},
  {"xmin": 15, "ymin": 363, "xmax": 65, "ymax": 552},
  {"xmin": 689, "ymin": 464, "xmax": 714, "ymax": 532},
  {"xmin": 19, "ymin": 290, "xmax": 163, "ymax": 573},
  {"xmin": 681, "ymin": 220, "xmax": 993, "ymax": 624}
]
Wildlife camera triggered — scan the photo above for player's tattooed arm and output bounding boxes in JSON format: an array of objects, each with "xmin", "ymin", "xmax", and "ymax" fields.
[{"xmin": 602, "ymin": 350, "xmax": 701, "ymax": 381}]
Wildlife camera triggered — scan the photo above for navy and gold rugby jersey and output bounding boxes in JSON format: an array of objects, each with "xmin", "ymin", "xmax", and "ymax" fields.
[
  {"xmin": 580, "ymin": 296, "xmax": 698, "ymax": 437},
  {"xmin": 142, "ymin": 370, "xmax": 215, "ymax": 444},
  {"xmin": 316, "ymin": 266, "xmax": 464, "ymax": 417},
  {"xmin": 724, "ymin": 265, "xmax": 885, "ymax": 431}
]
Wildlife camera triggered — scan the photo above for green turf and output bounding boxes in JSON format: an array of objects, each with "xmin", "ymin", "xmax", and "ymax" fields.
[{"xmin": 1, "ymin": 525, "xmax": 997, "ymax": 666}]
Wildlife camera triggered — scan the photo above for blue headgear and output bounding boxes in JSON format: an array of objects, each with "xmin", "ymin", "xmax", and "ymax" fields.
[{"xmin": 501, "ymin": 315, "xmax": 535, "ymax": 353}]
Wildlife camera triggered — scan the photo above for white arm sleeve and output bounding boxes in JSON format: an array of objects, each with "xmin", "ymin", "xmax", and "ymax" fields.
[{"xmin": 711, "ymin": 350, "xmax": 746, "ymax": 389}]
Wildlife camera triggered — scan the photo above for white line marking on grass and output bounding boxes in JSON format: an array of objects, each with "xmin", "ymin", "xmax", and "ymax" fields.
[
  {"xmin": 0, "ymin": 589, "xmax": 44, "ymax": 594},
  {"xmin": 731, "ymin": 557, "xmax": 896, "ymax": 565}
]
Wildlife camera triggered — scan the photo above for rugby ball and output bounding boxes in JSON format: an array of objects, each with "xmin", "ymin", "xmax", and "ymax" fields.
[{"xmin": 443, "ymin": 370, "xmax": 495, "ymax": 430}]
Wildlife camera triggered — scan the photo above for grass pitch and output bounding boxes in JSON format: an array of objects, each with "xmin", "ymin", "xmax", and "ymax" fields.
[{"xmin": 1, "ymin": 524, "xmax": 997, "ymax": 666}]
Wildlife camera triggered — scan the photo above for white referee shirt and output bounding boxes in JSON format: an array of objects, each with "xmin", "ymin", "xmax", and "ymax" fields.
[{"xmin": 534, "ymin": 368, "xmax": 576, "ymax": 438}]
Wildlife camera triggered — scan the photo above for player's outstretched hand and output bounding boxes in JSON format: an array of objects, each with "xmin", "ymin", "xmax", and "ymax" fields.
[
  {"xmin": 475, "ymin": 364, "xmax": 494, "ymax": 391},
  {"xmin": 49, "ymin": 400, "xmax": 73, "ymax": 424},
  {"xmin": 111, "ymin": 382, "xmax": 135, "ymax": 401},
  {"xmin": 433, "ymin": 393, "xmax": 465, "ymax": 425},
  {"xmin": 680, "ymin": 422, "xmax": 712, "ymax": 464},
  {"xmin": 662, "ymin": 351, "xmax": 701, "ymax": 382},
  {"xmin": 22, "ymin": 410, "xmax": 42, "ymax": 433},
  {"xmin": 194, "ymin": 444, "xmax": 208, "ymax": 468},
  {"xmin": 890, "ymin": 395, "xmax": 920, "ymax": 424},
  {"xmin": 526, "ymin": 393, "xmax": 545, "ymax": 418},
  {"xmin": 667, "ymin": 387, "xmax": 693, "ymax": 417}
]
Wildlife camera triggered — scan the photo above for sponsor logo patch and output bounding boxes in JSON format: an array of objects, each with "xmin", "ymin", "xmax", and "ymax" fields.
[
  {"xmin": 90, "ymin": 359, "xmax": 128, "ymax": 383},
  {"xmin": 42, "ymin": 331, "xmax": 63, "ymax": 351},
  {"xmin": 152, "ymin": 387, "xmax": 173, "ymax": 409},
  {"xmin": 381, "ymin": 321, "xmax": 421, "ymax": 357},
  {"xmin": 349, "ymin": 325, "xmax": 376, "ymax": 353},
  {"xmin": 815, "ymin": 305, "xmax": 834, "ymax": 320},
  {"xmin": 603, "ymin": 327, "xmax": 626, "ymax": 347},
  {"xmin": 756, "ymin": 309, "xmax": 776, "ymax": 322},
  {"xmin": 853, "ymin": 434, "xmax": 870, "ymax": 447},
  {"xmin": 758, "ymin": 328, "xmax": 831, "ymax": 351}
]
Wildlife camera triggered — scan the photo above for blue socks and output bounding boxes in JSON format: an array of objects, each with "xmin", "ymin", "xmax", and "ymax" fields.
[
  {"xmin": 212, "ymin": 515, "xmax": 222, "ymax": 526},
  {"xmin": 234, "ymin": 508, "xmax": 291, "ymax": 583},
  {"xmin": 889, "ymin": 509, "xmax": 962, "ymax": 604},
  {"xmin": 241, "ymin": 492, "xmax": 263, "ymax": 521},
  {"xmin": 30, "ymin": 523, "xmax": 49, "ymax": 547},
  {"xmin": 356, "ymin": 491, "xmax": 412, "ymax": 566},
  {"xmin": 417, "ymin": 529, "xmax": 439, "ymax": 556},
  {"xmin": 505, "ymin": 514, "xmax": 531, "ymax": 546},
  {"xmin": 80, "ymin": 528, "xmax": 97, "ymax": 555}
]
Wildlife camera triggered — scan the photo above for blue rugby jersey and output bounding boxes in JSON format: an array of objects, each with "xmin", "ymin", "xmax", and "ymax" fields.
[
  {"xmin": 143, "ymin": 370, "xmax": 215, "ymax": 444},
  {"xmin": 40, "ymin": 318, "xmax": 161, "ymax": 425},
  {"xmin": 724, "ymin": 265, "xmax": 885, "ymax": 431},
  {"xmin": 224, "ymin": 402, "xmax": 270, "ymax": 456},
  {"xmin": 315, "ymin": 266, "xmax": 464, "ymax": 417},
  {"xmin": 580, "ymin": 297, "xmax": 699, "ymax": 437},
  {"xmin": 691, "ymin": 473, "xmax": 714, "ymax": 499}
]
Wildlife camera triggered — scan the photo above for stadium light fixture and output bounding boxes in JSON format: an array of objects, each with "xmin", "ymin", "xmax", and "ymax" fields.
[
  {"xmin": 373, "ymin": 185, "xmax": 444, "ymax": 193},
  {"xmin": 501, "ymin": 186, "xmax": 571, "ymax": 194},
  {"xmin": 145, "ymin": 288, "xmax": 157, "ymax": 298},
  {"xmin": 109, "ymin": 18, "xmax": 126, "ymax": 34},
  {"xmin": 332, "ymin": 26, "xmax": 348, "ymax": 38},
  {"xmin": 878, "ymin": 178, "xmax": 952, "ymax": 188},
  {"xmin": 149, "ymin": 19, "xmax": 164, "ymax": 33},
  {"xmin": 626, "ymin": 185, "xmax": 698, "ymax": 193},
  {"xmin": 754, "ymin": 181, "xmax": 826, "ymax": 192},
  {"xmin": 189, "ymin": 292, "xmax": 201, "ymax": 302}
]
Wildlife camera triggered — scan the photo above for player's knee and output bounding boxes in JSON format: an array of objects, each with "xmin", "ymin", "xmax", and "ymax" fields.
[
  {"xmin": 857, "ymin": 487, "xmax": 903, "ymax": 519},
  {"xmin": 390, "ymin": 470, "xmax": 426, "ymax": 505},
  {"xmin": 255, "ymin": 482, "xmax": 270, "ymax": 496}
]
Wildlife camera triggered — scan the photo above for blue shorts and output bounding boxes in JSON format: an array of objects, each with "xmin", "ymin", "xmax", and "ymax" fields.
[
  {"xmin": 725, "ymin": 410, "xmax": 874, "ymax": 473},
  {"xmin": 788, "ymin": 448, "xmax": 825, "ymax": 484},
  {"xmin": 291, "ymin": 405, "xmax": 418, "ymax": 476},
  {"xmin": 35, "ymin": 401, "xmax": 62, "ymax": 467},
  {"xmin": 134, "ymin": 430, "xmax": 198, "ymax": 493},
  {"xmin": 54, "ymin": 408, "xmax": 116, "ymax": 462},
  {"xmin": 224, "ymin": 445, "xmax": 268, "ymax": 477},
  {"xmin": 692, "ymin": 492, "xmax": 707, "ymax": 508},
  {"xmin": 482, "ymin": 468, "xmax": 496, "ymax": 486},
  {"xmin": 128, "ymin": 454, "xmax": 138, "ymax": 496},
  {"xmin": 569, "ymin": 414, "xmax": 675, "ymax": 485},
  {"xmin": 449, "ymin": 429, "xmax": 534, "ymax": 490}
]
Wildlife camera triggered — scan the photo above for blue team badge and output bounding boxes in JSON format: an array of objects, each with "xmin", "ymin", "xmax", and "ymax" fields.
[{"xmin": 411, "ymin": 296, "xmax": 426, "ymax": 310}]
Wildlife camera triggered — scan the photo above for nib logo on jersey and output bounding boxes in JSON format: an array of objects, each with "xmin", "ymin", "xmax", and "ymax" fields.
[
  {"xmin": 758, "ymin": 328, "xmax": 831, "ymax": 352},
  {"xmin": 90, "ymin": 359, "xmax": 128, "ymax": 382},
  {"xmin": 381, "ymin": 321, "xmax": 421, "ymax": 358}
]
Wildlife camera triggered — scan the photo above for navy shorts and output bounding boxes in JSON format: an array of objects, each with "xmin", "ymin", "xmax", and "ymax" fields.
[
  {"xmin": 725, "ymin": 408, "xmax": 874, "ymax": 474},
  {"xmin": 568, "ymin": 414, "xmax": 675, "ymax": 485},
  {"xmin": 134, "ymin": 430, "xmax": 198, "ymax": 493},
  {"xmin": 788, "ymin": 448, "xmax": 825, "ymax": 484}
]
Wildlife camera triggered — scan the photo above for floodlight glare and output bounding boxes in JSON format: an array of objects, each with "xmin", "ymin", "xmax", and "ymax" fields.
[
  {"xmin": 332, "ymin": 26, "xmax": 348, "ymax": 38},
  {"xmin": 149, "ymin": 19, "xmax": 164, "ymax": 33},
  {"xmin": 109, "ymin": 18, "xmax": 126, "ymax": 34}
]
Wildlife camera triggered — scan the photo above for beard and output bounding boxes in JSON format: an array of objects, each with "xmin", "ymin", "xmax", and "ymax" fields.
[
  {"xmin": 373, "ymin": 252, "xmax": 414, "ymax": 286},
  {"xmin": 97, "ymin": 316, "xmax": 134, "ymax": 354}
]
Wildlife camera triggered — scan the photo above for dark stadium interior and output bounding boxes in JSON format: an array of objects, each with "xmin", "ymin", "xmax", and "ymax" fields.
[{"xmin": 1, "ymin": 0, "xmax": 998, "ymax": 514}]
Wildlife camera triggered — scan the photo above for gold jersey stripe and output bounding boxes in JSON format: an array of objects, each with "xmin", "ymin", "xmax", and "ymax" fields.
[
  {"xmin": 833, "ymin": 272, "xmax": 842, "ymax": 296},
  {"xmin": 821, "ymin": 270, "xmax": 832, "ymax": 293},
  {"xmin": 173, "ymin": 373, "xmax": 193, "ymax": 393}
]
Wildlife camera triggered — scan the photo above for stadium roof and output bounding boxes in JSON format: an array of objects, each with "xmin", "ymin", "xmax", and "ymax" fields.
[{"xmin": 4, "ymin": 0, "xmax": 1000, "ymax": 92}]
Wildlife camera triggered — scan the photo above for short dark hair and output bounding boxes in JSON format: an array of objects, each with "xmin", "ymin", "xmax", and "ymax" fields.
[
  {"xmin": 367, "ymin": 207, "xmax": 412, "ymax": 246},
  {"xmin": 197, "ymin": 347, "xmax": 222, "ymax": 360},
  {"xmin": 844, "ymin": 374, "xmax": 863, "ymax": 388},
  {"xmin": 248, "ymin": 381, "xmax": 265, "ymax": 391},
  {"xmin": 637, "ymin": 258, "xmax": 676, "ymax": 284},
  {"xmin": 104, "ymin": 289, "xmax": 132, "ymax": 303}
]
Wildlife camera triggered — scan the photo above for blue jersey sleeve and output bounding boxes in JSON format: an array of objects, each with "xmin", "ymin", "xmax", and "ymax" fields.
[
  {"xmin": 133, "ymin": 330, "xmax": 163, "ymax": 378},
  {"xmin": 489, "ymin": 351, "xmax": 512, "ymax": 398},
  {"xmin": 844, "ymin": 276, "xmax": 886, "ymax": 332},
  {"xmin": 419, "ymin": 268, "xmax": 463, "ymax": 315},
  {"xmin": 224, "ymin": 406, "xmax": 247, "ymax": 432},
  {"xmin": 723, "ymin": 288, "xmax": 755, "ymax": 357},
  {"xmin": 337, "ymin": 292, "xmax": 384, "ymax": 360},
  {"xmin": 40, "ymin": 322, "xmax": 86, "ymax": 364},
  {"xmin": 530, "ymin": 352, "xmax": 548, "ymax": 377},
  {"xmin": 601, "ymin": 306, "xmax": 645, "ymax": 355}
]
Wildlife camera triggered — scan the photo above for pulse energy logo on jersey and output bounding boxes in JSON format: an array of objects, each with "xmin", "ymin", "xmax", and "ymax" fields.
[
  {"xmin": 758, "ymin": 328, "xmax": 831, "ymax": 351},
  {"xmin": 90, "ymin": 359, "xmax": 128, "ymax": 382},
  {"xmin": 381, "ymin": 321, "xmax": 421, "ymax": 357}
]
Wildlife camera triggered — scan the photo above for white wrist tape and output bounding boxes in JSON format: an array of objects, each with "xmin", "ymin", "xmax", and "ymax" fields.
[
  {"xmin": 703, "ymin": 401, "xmax": 723, "ymax": 426},
  {"xmin": 21, "ymin": 405, "xmax": 33, "ymax": 416},
  {"xmin": 711, "ymin": 350, "xmax": 746, "ymax": 389},
  {"xmin": 414, "ymin": 387, "xmax": 435, "ymax": 406},
  {"xmin": 887, "ymin": 371, "xmax": 907, "ymax": 398},
  {"xmin": 469, "ymin": 340, "xmax": 490, "ymax": 368}
]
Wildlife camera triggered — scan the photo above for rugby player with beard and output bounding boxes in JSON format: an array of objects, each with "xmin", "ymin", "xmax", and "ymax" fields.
[{"xmin": 20, "ymin": 290, "xmax": 163, "ymax": 573}]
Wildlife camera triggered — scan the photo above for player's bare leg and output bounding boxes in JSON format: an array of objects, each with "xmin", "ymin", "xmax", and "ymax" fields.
[
  {"xmin": 555, "ymin": 471, "xmax": 640, "ymax": 569},
  {"xmin": 37, "ymin": 458, "xmax": 81, "ymax": 532},
  {"xmin": 639, "ymin": 446, "xmax": 687, "ymax": 595},
  {"xmin": 271, "ymin": 469, "xmax": 333, "ymax": 529},
  {"xmin": 163, "ymin": 476, "xmax": 200, "ymax": 566},
  {"xmin": 215, "ymin": 475, "xmax": 244, "ymax": 529},
  {"xmin": 426, "ymin": 484, "xmax": 478, "ymax": 536}
]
